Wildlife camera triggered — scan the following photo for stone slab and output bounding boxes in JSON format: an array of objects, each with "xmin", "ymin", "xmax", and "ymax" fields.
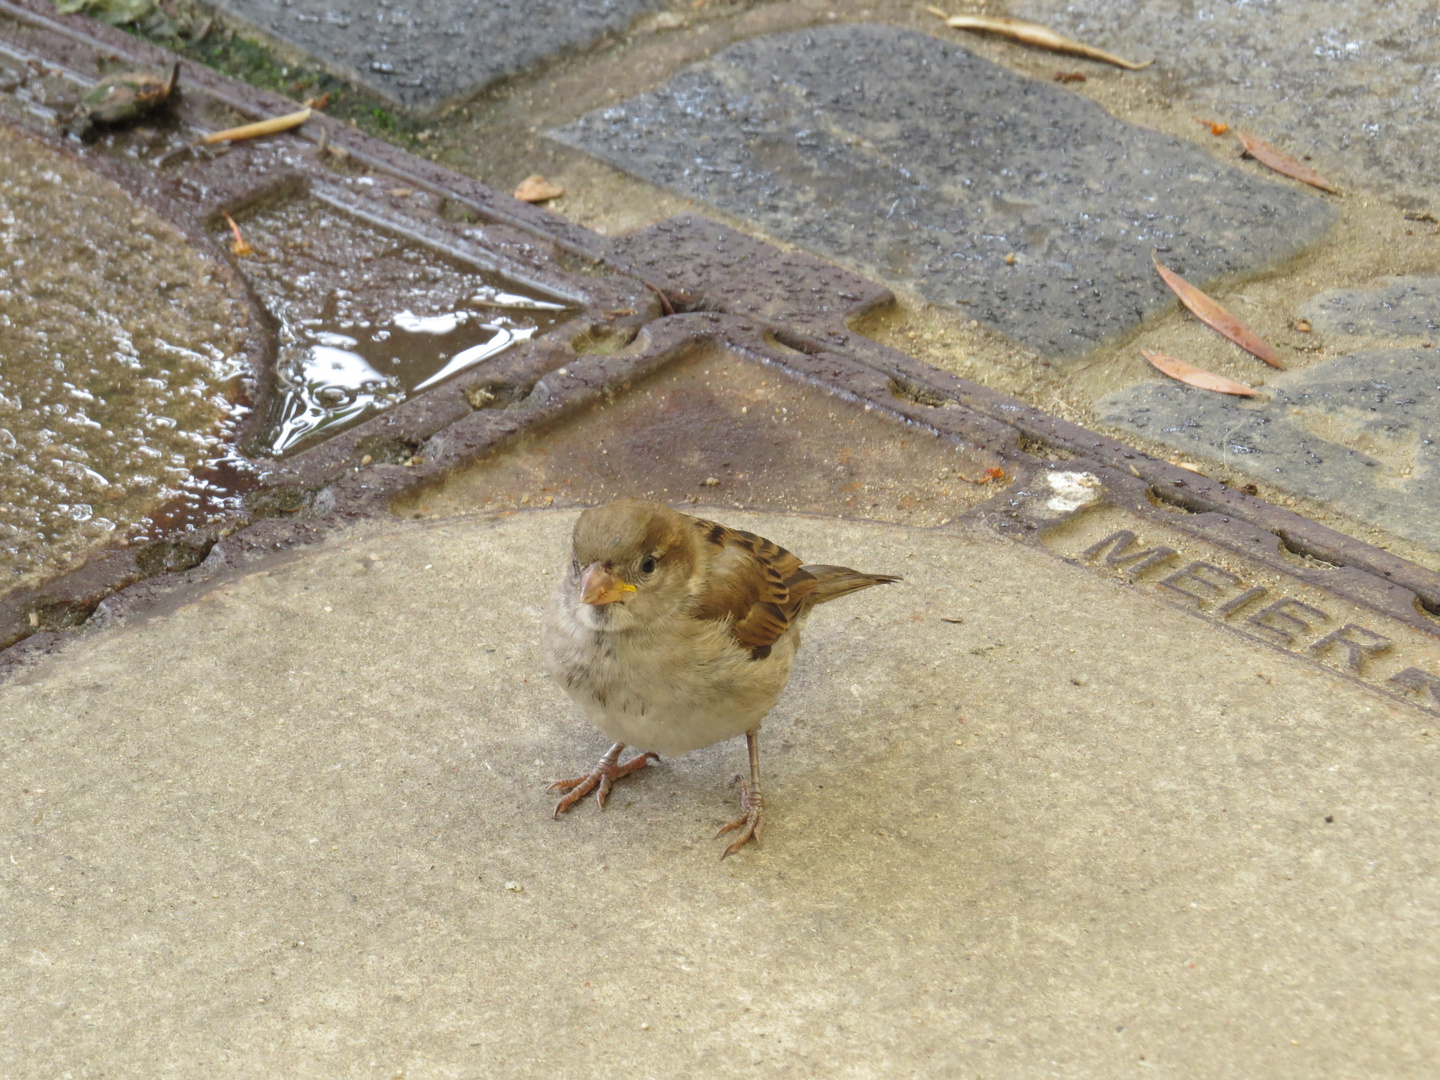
[
  {"xmin": 1013, "ymin": 0, "xmax": 1440, "ymax": 210},
  {"xmin": 3, "ymin": 508, "xmax": 1438, "ymax": 1077},
  {"xmin": 1097, "ymin": 349, "xmax": 1440, "ymax": 553},
  {"xmin": 552, "ymin": 24, "xmax": 1336, "ymax": 357},
  {"xmin": 210, "ymin": 0, "xmax": 663, "ymax": 110},
  {"xmin": 1301, "ymin": 276, "xmax": 1440, "ymax": 348}
]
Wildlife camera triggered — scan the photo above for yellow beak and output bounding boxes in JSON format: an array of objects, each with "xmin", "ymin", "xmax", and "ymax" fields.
[{"xmin": 579, "ymin": 562, "xmax": 637, "ymax": 606}]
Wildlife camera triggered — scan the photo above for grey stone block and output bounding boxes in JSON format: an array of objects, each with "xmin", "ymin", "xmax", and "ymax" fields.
[
  {"xmin": 1302, "ymin": 277, "xmax": 1440, "ymax": 347},
  {"xmin": 210, "ymin": 0, "xmax": 663, "ymax": 110},
  {"xmin": 1013, "ymin": 0, "xmax": 1440, "ymax": 210},
  {"xmin": 1097, "ymin": 349, "xmax": 1440, "ymax": 552},
  {"xmin": 552, "ymin": 24, "xmax": 1336, "ymax": 356}
]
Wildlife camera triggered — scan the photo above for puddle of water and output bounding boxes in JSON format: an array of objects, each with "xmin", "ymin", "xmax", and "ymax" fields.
[
  {"xmin": 223, "ymin": 193, "xmax": 571, "ymax": 455},
  {"xmin": 0, "ymin": 125, "xmax": 249, "ymax": 592}
]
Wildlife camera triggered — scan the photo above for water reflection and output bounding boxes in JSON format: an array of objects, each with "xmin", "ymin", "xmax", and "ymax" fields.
[
  {"xmin": 268, "ymin": 344, "xmax": 400, "ymax": 454},
  {"xmin": 228, "ymin": 195, "xmax": 573, "ymax": 456}
]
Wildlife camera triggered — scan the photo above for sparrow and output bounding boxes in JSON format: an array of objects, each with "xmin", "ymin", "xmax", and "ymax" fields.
[{"xmin": 541, "ymin": 499, "xmax": 899, "ymax": 858}]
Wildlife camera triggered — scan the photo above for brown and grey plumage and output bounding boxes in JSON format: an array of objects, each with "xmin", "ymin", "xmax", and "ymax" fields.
[{"xmin": 542, "ymin": 499, "xmax": 898, "ymax": 857}]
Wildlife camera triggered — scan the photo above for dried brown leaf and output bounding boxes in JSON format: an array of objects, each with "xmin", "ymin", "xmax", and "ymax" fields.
[
  {"xmin": 514, "ymin": 174, "xmax": 564, "ymax": 202},
  {"xmin": 202, "ymin": 107, "xmax": 311, "ymax": 145},
  {"xmin": 1152, "ymin": 254, "xmax": 1284, "ymax": 369},
  {"xmin": 1142, "ymin": 349, "xmax": 1257, "ymax": 396},
  {"xmin": 927, "ymin": 8, "xmax": 1153, "ymax": 69},
  {"xmin": 1236, "ymin": 130, "xmax": 1339, "ymax": 194}
]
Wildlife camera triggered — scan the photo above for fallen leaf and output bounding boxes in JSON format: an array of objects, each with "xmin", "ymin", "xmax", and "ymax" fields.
[
  {"xmin": 1192, "ymin": 116, "xmax": 1228, "ymax": 135},
  {"xmin": 1142, "ymin": 349, "xmax": 1257, "ymax": 396},
  {"xmin": 1152, "ymin": 254, "xmax": 1284, "ymax": 369},
  {"xmin": 303, "ymin": 91, "xmax": 331, "ymax": 111},
  {"xmin": 1053, "ymin": 71, "xmax": 1087, "ymax": 83},
  {"xmin": 1168, "ymin": 460, "xmax": 1208, "ymax": 474},
  {"xmin": 223, "ymin": 213, "xmax": 253, "ymax": 257},
  {"xmin": 202, "ymin": 107, "xmax": 311, "ymax": 145},
  {"xmin": 927, "ymin": 7, "xmax": 1153, "ymax": 69},
  {"xmin": 982, "ymin": 466, "xmax": 1006, "ymax": 483},
  {"xmin": 514, "ymin": 174, "xmax": 564, "ymax": 202},
  {"xmin": 1236, "ymin": 130, "xmax": 1339, "ymax": 194}
]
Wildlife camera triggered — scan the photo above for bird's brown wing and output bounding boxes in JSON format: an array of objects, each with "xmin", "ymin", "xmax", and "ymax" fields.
[{"xmin": 683, "ymin": 516, "xmax": 818, "ymax": 659}]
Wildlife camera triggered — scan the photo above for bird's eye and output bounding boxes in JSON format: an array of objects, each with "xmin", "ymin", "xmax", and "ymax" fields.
[{"xmin": 640, "ymin": 556, "xmax": 657, "ymax": 575}]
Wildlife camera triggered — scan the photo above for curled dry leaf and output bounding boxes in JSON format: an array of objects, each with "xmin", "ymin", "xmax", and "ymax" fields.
[
  {"xmin": 1236, "ymin": 130, "xmax": 1339, "ymax": 194},
  {"xmin": 926, "ymin": 7, "xmax": 1153, "ymax": 69},
  {"xmin": 514, "ymin": 174, "xmax": 564, "ymax": 202},
  {"xmin": 202, "ymin": 107, "xmax": 312, "ymax": 145},
  {"xmin": 1142, "ymin": 349, "xmax": 1257, "ymax": 397},
  {"xmin": 1151, "ymin": 254, "xmax": 1284, "ymax": 369},
  {"xmin": 1192, "ymin": 116, "xmax": 1228, "ymax": 136}
]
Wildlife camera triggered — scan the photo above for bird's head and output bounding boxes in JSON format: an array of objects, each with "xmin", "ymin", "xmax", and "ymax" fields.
[{"xmin": 568, "ymin": 500, "xmax": 698, "ymax": 628}]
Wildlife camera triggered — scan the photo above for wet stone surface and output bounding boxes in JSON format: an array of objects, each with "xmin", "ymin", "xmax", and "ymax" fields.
[
  {"xmin": 1301, "ymin": 277, "xmax": 1440, "ymax": 350},
  {"xmin": 553, "ymin": 24, "xmax": 1336, "ymax": 357},
  {"xmin": 210, "ymin": 0, "xmax": 665, "ymax": 110},
  {"xmin": 0, "ymin": 126, "xmax": 248, "ymax": 596},
  {"xmin": 1014, "ymin": 0, "xmax": 1440, "ymax": 209},
  {"xmin": 395, "ymin": 343, "xmax": 999, "ymax": 524},
  {"xmin": 1097, "ymin": 349, "xmax": 1440, "ymax": 556},
  {"xmin": 229, "ymin": 191, "xmax": 570, "ymax": 455}
]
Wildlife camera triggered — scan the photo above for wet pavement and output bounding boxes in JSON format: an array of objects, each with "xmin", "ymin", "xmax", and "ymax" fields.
[
  {"xmin": 2, "ymin": 0, "xmax": 1440, "ymax": 1074},
  {"xmin": 554, "ymin": 23, "xmax": 1337, "ymax": 356},
  {"xmin": 1013, "ymin": 0, "xmax": 1440, "ymax": 209},
  {"xmin": 1099, "ymin": 349, "xmax": 1440, "ymax": 556},
  {"xmin": 0, "ymin": 124, "xmax": 248, "ymax": 594},
  {"xmin": 212, "ymin": 0, "xmax": 666, "ymax": 111}
]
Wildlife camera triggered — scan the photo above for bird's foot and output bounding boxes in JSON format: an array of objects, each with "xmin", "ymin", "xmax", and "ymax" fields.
[
  {"xmin": 715, "ymin": 775, "xmax": 764, "ymax": 859},
  {"xmin": 548, "ymin": 749, "xmax": 658, "ymax": 818}
]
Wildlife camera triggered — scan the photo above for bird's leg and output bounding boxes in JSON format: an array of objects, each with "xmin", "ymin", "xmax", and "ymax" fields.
[
  {"xmin": 716, "ymin": 729, "xmax": 765, "ymax": 859},
  {"xmin": 548, "ymin": 742, "xmax": 658, "ymax": 818}
]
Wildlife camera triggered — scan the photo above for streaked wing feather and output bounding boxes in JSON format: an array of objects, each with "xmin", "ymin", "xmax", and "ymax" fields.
[{"xmin": 684, "ymin": 518, "xmax": 816, "ymax": 654}]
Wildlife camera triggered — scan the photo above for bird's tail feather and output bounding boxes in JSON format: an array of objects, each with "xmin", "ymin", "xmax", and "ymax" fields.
[{"xmin": 800, "ymin": 565, "xmax": 901, "ymax": 605}]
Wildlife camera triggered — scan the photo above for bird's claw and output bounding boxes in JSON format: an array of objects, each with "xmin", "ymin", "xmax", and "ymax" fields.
[
  {"xmin": 548, "ymin": 751, "xmax": 658, "ymax": 818},
  {"xmin": 715, "ymin": 777, "xmax": 764, "ymax": 859}
]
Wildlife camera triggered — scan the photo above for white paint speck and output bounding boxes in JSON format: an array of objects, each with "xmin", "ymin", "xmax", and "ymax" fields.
[{"xmin": 1045, "ymin": 470, "xmax": 1103, "ymax": 514}]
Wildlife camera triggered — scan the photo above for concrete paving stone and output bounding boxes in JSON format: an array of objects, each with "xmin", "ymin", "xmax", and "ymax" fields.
[
  {"xmin": 1013, "ymin": 0, "xmax": 1440, "ymax": 210},
  {"xmin": 210, "ymin": 0, "xmax": 664, "ymax": 110},
  {"xmin": 552, "ymin": 24, "xmax": 1336, "ymax": 357},
  {"xmin": 1097, "ymin": 349, "xmax": 1440, "ymax": 554},
  {"xmin": 3, "ymin": 508, "xmax": 1438, "ymax": 1077},
  {"xmin": 1301, "ymin": 276, "xmax": 1440, "ymax": 348}
]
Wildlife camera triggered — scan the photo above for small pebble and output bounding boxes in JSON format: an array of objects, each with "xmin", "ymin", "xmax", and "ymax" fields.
[
  {"xmin": 505, "ymin": 881, "xmax": 523, "ymax": 892},
  {"xmin": 701, "ymin": 477, "xmax": 720, "ymax": 487},
  {"xmin": 1004, "ymin": 252, "xmax": 1016, "ymax": 265}
]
